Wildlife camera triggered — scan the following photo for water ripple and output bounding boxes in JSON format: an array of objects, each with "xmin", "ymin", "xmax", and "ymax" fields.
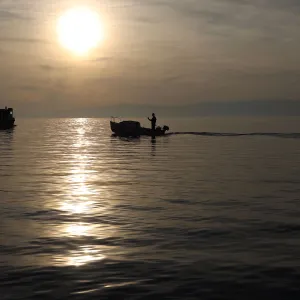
[{"xmin": 1, "ymin": 118, "xmax": 300, "ymax": 299}]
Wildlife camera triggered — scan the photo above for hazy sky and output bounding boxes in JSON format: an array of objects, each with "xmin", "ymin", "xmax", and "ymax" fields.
[{"xmin": 0, "ymin": 0, "xmax": 300, "ymax": 116}]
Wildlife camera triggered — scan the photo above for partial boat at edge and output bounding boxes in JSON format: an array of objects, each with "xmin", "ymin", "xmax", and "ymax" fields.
[{"xmin": 0, "ymin": 107, "xmax": 15, "ymax": 130}]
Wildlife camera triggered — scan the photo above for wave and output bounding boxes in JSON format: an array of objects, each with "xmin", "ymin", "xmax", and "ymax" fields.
[{"xmin": 167, "ymin": 132, "xmax": 300, "ymax": 139}]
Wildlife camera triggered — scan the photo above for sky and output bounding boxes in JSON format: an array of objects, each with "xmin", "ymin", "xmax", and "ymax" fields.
[{"xmin": 0, "ymin": 0, "xmax": 300, "ymax": 117}]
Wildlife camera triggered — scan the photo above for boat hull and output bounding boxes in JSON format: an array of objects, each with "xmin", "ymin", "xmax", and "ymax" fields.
[
  {"xmin": 110, "ymin": 121, "xmax": 168, "ymax": 137},
  {"xmin": 0, "ymin": 119, "xmax": 15, "ymax": 130},
  {"xmin": 139, "ymin": 127, "xmax": 167, "ymax": 136}
]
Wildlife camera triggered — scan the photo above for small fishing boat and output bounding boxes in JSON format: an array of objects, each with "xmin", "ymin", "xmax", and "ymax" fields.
[
  {"xmin": 110, "ymin": 117, "xmax": 169, "ymax": 137},
  {"xmin": 0, "ymin": 107, "xmax": 15, "ymax": 130}
]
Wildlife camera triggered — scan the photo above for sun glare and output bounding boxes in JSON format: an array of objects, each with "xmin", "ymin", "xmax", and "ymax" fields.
[{"xmin": 57, "ymin": 7, "xmax": 104, "ymax": 55}]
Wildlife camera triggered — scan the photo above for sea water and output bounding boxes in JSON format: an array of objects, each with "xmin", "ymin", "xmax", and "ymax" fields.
[{"xmin": 1, "ymin": 117, "xmax": 300, "ymax": 299}]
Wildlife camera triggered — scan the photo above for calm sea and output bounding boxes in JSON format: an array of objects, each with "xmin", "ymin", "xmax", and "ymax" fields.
[{"xmin": 1, "ymin": 117, "xmax": 300, "ymax": 299}]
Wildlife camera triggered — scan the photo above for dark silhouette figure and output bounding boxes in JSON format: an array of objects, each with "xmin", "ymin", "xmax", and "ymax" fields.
[{"xmin": 148, "ymin": 113, "xmax": 157, "ymax": 131}]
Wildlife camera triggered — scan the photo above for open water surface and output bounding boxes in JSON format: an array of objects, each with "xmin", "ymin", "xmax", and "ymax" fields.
[{"xmin": 1, "ymin": 117, "xmax": 300, "ymax": 299}]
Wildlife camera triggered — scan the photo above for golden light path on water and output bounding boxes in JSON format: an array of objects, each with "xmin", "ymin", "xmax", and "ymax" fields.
[{"xmin": 54, "ymin": 119, "xmax": 109, "ymax": 267}]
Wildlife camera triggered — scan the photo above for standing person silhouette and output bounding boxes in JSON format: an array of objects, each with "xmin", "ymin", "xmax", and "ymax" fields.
[{"xmin": 148, "ymin": 113, "xmax": 157, "ymax": 131}]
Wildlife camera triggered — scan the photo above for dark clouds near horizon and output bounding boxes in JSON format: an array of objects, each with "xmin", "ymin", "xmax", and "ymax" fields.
[{"xmin": 0, "ymin": 0, "xmax": 299, "ymax": 116}]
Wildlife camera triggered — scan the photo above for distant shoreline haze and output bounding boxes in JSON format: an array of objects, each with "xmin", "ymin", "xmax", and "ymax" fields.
[{"xmin": 6, "ymin": 100, "xmax": 300, "ymax": 118}]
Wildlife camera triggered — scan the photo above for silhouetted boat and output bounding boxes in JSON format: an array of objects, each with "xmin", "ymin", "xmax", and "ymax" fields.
[
  {"xmin": 0, "ymin": 107, "xmax": 15, "ymax": 130},
  {"xmin": 110, "ymin": 117, "xmax": 169, "ymax": 137}
]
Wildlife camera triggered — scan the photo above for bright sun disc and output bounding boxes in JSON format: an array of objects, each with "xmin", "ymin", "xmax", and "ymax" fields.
[{"xmin": 57, "ymin": 7, "xmax": 104, "ymax": 55}]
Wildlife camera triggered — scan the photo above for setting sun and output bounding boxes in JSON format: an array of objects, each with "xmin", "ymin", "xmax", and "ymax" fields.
[{"xmin": 57, "ymin": 7, "xmax": 104, "ymax": 55}]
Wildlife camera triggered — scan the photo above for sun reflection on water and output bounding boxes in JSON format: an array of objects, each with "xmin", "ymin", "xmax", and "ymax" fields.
[
  {"xmin": 65, "ymin": 223, "xmax": 90, "ymax": 236},
  {"xmin": 54, "ymin": 119, "xmax": 108, "ymax": 267},
  {"xmin": 55, "ymin": 246, "xmax": 105, "ymax": 267},
  {"xmin": 60, "ymin": 201, "xmax": 94, "ymax": 214}
]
